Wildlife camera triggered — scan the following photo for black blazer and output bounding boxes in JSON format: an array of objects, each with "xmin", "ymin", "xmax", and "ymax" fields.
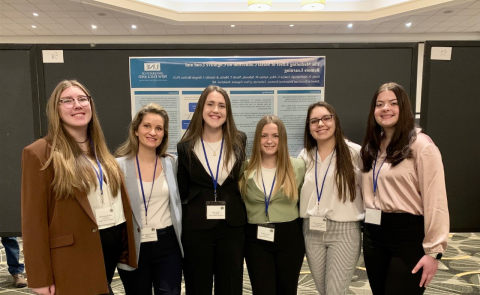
[{"xmin": 177, "ymin": 132, "xmax": 247, "ymax": 230}]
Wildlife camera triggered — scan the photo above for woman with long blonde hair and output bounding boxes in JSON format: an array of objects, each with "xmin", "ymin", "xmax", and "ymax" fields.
[
  {"xmin": 21, "ymin": 80, "xmax": 137, "ymax": 295},
  {"xmin": 115, "ymin": 103, "xmax": 183, "ymax": 294},
  {"xmin": 177, "ymin": 85, "xmax": 246, "ymax": 295},
  {"xmin": 239, "ymin": 115, "xmax": 305, "ymax": 295}
]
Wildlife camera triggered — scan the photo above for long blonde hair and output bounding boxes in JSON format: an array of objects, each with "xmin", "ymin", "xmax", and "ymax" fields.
[
  {"xmin": 43, "ymin": 80, "xmax": 122, "ymax": 199},
  {"xmin": 115, "ymin": 103, "xmax": 170, "ymax": 158},
  {"xmin": 239, "ymin": 116, "xmax": 298, "ymax": 201}
]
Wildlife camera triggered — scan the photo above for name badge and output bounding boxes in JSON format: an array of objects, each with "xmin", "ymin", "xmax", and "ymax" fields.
[
  {"xmin": 141, "ymin": 227, "xmax": 158, "ymax": 243},
  {"xmin": 206, "ymin": 201, "xmax": 226, "ymax": 219},
  {"xmin": 257, "ymin": 224, "xmax": 275, "ymax": 242},
  {"xmin": 365, "ymin": 208, "xmax": 382, "ymax": 225},
  {"xmin": 95, "ymin": 208, "xmax": 115, "ymax": 227},
  {"xmin": 310, "ymin": 216, "xmax": 327, "ymax": 231}
]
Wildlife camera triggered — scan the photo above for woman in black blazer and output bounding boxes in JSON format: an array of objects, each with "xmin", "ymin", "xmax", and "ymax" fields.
[{"xmin": 177, "ymin": 85, "xmax": 246, "ymax": 295}]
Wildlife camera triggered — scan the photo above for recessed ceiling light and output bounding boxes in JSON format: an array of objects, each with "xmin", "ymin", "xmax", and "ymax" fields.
[
  {"xmin": 132, "ymin": 25, "xmax": 137, "ymax": 29},
  {"xmin": 31, "ymin": 25, "xmax": 36, "ymax": 28},
  {"xmin": 406, "ymin": 22, "xmax": 412, "ymax": 27},
  {"xmin": 33, "ymin": 13, "xmax": 38, "ymax": 17},
  {"xmin": 443, "ymin": 10, "xmax": 453, "ymax": 14},
  {"xmin": 231, "ymin": 25, "xmax": 235, "ymax": 27},
  {"xmin": 290, "ymin": 24, "xmax": 294, "ymax": 27},
  {"xmin": 348, "ymin": 23, "xmax": 353, "ymax": 28},
  {"xmin": 91, "ymin": 25, "xmax": 97, "ymax": 29}
]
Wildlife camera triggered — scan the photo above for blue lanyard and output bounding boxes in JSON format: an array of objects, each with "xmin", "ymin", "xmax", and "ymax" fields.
[
  {"xmin": 261, "ymin": 170, "xmax": 277, "ymax": 220},
  {"xmin": 136, "ymin": 154, "xmax": 158, "ymax": 225},
  {"xmin": 201, "ymin": 137, "xmax": 224, "ymax": 201},
  {"xmin": 315, "ymin": 147, "xmax": 335, "ymax": 205},
  {"xmin": 86, "ymin": 140, "xmax": 104, "ymax": 196},
  {"xmin": 373, "ymin": 151, "xmax": 387, "ymax": 197}
]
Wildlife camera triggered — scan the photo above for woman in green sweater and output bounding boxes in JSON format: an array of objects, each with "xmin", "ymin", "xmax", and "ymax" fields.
[{"xmin": 239, "ymin": 115, "xmax": 306, "ymax": 295}]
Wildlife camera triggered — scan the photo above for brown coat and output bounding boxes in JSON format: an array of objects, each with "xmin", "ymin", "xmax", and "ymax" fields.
[{"xmin": 21, "ymin": 138, "xmax": 137, "ymax": 295}]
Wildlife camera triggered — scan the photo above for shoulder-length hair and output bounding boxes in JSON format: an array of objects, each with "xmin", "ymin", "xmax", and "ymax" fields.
[
  {"xmin": 303, "ymin": 102, "xmax": 357, "ymax": 202},
  {"xmin": 115, "ymin": 103, "xmax": 170, "ymax": 159},
  {"xmin": 239, "ymin": 116, "xmax": 298, "ymax": 201},
  {"xmin": 43, "ymin": 79, "xmax": 122, "ymax": 199},
  {"xmin": 179, "ymin": 85, "xmax": 245, "ymax": 167},
  {"xmin": 361, "ymin": 82, "xmax": 416, "ymax": 172}
]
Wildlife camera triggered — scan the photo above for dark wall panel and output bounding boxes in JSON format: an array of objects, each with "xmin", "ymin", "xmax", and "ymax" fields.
[
  {"xmin": 421, "ymin": 41, "xmax": 480, "ymax": 232},
  {"xmin": 39, "ymin": 44, "xmax": 417, "ymax": 152},
  {"xmin": 0, "ymin": 46, "xmax": 36, "ymax": 235},
  {"xmin": 0, "ymin": 43, "xmax": 418, "ymax": 234}
]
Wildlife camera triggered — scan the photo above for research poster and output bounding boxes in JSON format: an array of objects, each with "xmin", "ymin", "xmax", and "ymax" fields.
[{"xmin": 129, "ymin": 56, "xmax": 325, "ymax": 156}]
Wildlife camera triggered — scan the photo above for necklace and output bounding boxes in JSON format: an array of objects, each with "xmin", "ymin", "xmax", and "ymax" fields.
[
  {"xmin": 76, "ymin": 138, "xmax": 89, "ymax": 144},
  {"xmin": 204, "ymin": 141, "xmax": 221, "ymax": 156}
]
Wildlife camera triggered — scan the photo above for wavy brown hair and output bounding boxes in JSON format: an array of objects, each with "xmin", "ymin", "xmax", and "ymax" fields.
[
  {"xmin": 115, "ymin": 103, "xmax": 170, "ymax": 159},
  {"xmin": 361, "ymin": 82, "xmax": 416, "ymax": 172},
  {"xmin": 179, "ymin": 85, "xmax": 245, "ymax": 168},
  {"xmin": 43, "ymin": 80, "xmax": 122, "ymax": 199},
  {"xmin": 239, "ymin": 116, "xmax": 298, "ymax": 201},
  {"xmin": 303, "ymin": 102, "xmax": 357, "ymax": 202}
]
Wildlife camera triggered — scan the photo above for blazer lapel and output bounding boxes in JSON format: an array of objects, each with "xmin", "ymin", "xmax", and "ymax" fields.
[
  {"xmin": 73, "ymin": 188, "xmax": 96, "ymax": 224},
  {"xmin": 125, "ymin": 158, "xmax": 142, "ymax": 227},
  {"xmin": 161, "ymin": 157, "xmax": 182, "ymax": 223},
  {"xmin": 246, "ymin": 170, "xmax": 266, "ymax": 199}
]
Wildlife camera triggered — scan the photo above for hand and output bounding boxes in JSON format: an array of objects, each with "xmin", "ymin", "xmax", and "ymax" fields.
[
  {"xmin": 412, "ymin": 255, "xmax": 439, "ymax": 287},
  {"xmin": 32, "ymin": 284, "xmax": 55, "ymax": 295}
]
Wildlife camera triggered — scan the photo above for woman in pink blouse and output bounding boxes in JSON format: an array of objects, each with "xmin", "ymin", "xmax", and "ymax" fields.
[{"xmin": 360, "ymin": 82, "xmax": 449, "ymax": 295}]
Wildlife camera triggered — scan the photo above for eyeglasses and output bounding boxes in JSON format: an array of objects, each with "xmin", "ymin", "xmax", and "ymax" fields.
[
  {"xmin": 309, "ymin": 115, "xmax": 334, "ymax": 125},
  {"xmin": 59, "ymin": 96, "xmax": 91, "ymax": 109}
]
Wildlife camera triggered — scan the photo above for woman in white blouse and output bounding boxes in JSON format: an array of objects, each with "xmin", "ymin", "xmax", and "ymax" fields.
[
  {"xmin": 115, "ymin": 103, "xmax": 183, "ymax": 295},
  {"xmin": 360, "ymin": 82, "xmax": 449, "ymax": 295},
  {"xmin": 298, "ymin": 101, "xmax": 363, "ymax": 295}
]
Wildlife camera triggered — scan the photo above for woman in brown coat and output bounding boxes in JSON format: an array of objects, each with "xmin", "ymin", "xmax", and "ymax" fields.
[{"xmin": 21, "ymin": 80, "xmax": 137, "ymax": 295}]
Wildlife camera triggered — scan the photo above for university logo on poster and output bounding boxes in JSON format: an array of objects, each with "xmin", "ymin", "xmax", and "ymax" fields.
[{"xmin": 144, "ymin": 63, "xmax": 161, "ymax": 71}]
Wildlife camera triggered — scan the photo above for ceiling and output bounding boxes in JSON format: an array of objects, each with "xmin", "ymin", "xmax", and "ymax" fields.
[{"xmin": 0, "ymin": 0, "xmax": 480, "ymax": 40}]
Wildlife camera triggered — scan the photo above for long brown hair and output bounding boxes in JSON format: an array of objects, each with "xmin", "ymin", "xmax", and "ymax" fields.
[
  {"xmin": 43, "ymin": 80, "xmax": 122, "ymax": 199},
  {"xmin": 303, "ymin": 102, "xmax": 356, "ymax": 202},
  {"xmin": 115, "ymin": 103, "xmax": 170, "ymax": 158},
  {"xmin": 239, "ymin": 116, "xmax": 298, "ymax": 201},
  {"xmin": 361, "ymin": 82, "xmax": 416, "ymax": 172},
  {"xmin": 179, "ymin": 85, "xmax": 245, "ymax": 167}
]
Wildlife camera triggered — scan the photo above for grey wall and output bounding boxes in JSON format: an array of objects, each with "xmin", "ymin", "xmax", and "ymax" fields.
[
  {"xmin": 0, "ymin": 45, "xmax": 37, "ymax": 236},
  {"xmin": 421, "ymin": 41, "xmax": 480, "ymax": 232}
]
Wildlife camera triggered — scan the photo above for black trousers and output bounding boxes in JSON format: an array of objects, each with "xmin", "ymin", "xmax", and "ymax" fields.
[
  {"xmin": 118, "ymin": 225, "xmax": 183, "ymax": 295},
  {"xmin": 99, "ymin": 222, "xmax": 125, "ymax": 295},
  {"xmin": 363, "ymin": 213, "xmax": 426, "ymax": 295},
  {"xmin": 182, "ymin": 220, "xmax": 245, "ymax": 295},
  {"xmin": 245, "ymin": 219, "xmax": 305, "ymax": 295}
]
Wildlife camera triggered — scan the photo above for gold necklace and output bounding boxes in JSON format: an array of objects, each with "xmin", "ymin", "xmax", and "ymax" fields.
[{"xmin": 204, "ymin": 141, "xmax": 221, "ymax": 156}]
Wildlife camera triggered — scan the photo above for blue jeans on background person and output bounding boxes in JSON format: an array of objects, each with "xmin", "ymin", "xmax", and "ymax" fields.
[{"xmin": 1, "ymin": 237, "xmax": 25, "ymax": 275}]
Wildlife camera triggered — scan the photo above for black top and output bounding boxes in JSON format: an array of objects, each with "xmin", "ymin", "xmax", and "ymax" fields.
[{"xmin": 177, "ymin": 131, "xmax": 247, "ymax": 230}]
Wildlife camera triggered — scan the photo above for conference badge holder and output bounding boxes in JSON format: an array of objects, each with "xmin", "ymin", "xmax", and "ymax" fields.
[
  {"xmin": 309, "ymin": 216, "xmax": 327, "ymax": 231},
  {"xmin": 206, "ymin": 201, "xmax": 226, "ymax": 219},
  {"xmin": 95, "ymin": 208, "xmax": 115, "ymax": 227},
  {"xmin": 141, "ymin": 226, "xmax": 158, "ymax": 242},
  {"xmin": 257, "ymin": 223, "xmax": 275, "ymax": 242},
  {"xmin": 365, "ymin": 208, "xmax": 382, "ymax": 225}
]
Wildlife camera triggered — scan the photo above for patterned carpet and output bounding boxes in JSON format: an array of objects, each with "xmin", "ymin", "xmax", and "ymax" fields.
[{"xmin": 1, "ymin": 233, "xmax": 479, "ymax": 294}]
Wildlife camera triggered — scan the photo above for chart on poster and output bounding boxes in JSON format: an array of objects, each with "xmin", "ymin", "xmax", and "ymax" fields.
[{"xmin": 129, "ymin": 56, "xmax": 325, "ymax": 156}]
